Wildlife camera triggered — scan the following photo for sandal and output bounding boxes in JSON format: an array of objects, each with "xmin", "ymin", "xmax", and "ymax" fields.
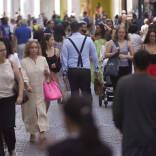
[{"xmin": 30, "ymin": 134, "xmax": 36, "ymax": 143}]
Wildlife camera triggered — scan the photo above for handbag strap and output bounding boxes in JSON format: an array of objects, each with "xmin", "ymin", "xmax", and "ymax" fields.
[
  {"xmin": 112, "ymin": 41, "xmax": 120, "ymax": 58},
  {"xmin": 9, "ymin": 60, "xmax": 15, "ymax": 79},
  {"xmin": 114, "ymin": 41, "xmax": 119, "ymax": 48}
]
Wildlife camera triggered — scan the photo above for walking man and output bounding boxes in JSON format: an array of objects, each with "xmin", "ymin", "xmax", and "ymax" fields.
[
  {"xmin": 113, "ymin": 49, "xmax": 156, "ymax": 156},
  {"xmin": 14, "ymin": 20, "xmax": 31, "ymax": 60},
  {"xmin": 61, "ymin": 21, "xmax": 99, "ymax": 101}
]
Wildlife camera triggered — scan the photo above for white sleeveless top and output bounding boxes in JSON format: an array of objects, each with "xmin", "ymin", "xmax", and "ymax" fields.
[{"xmin": 0, "ymin": 59, "xmax": 15, "ymax": 99}]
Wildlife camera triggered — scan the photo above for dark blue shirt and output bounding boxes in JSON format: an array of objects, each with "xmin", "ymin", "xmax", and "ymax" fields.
[
  {"xmin": 83, "ymin": 17, "xmax": 89, "ymax": 25},
  {"xmin": 44, "ymin": 27, "xmax": 54, "ymax": 34},
  {"xmin": 14, "ymin": 25, "xmax": 31, "ymax": 44}
]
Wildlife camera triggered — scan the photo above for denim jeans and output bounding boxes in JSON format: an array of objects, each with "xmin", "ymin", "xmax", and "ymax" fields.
[{"xmin": 17, "ymin": 43, "xmax": 25, "ymax": 61}]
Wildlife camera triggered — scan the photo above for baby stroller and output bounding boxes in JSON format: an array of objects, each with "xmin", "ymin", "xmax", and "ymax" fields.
[
  {"xmin": 99, "ymin": 58, "xmax": 114, "ymax": 108},
  {"xmin": 99, "ymin": 76, "xmax": 114, "ymax": 108},
  {"xmin": 98, "ymin": 44, "xmax": 114, "ymax": 107}
]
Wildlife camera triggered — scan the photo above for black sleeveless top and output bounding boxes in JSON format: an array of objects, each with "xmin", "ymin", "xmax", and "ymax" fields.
[
  {"xmin": 45, "ymin": 48, "xmax": 61, "ymax": 73},
  {"xmin": 143, "ymin": 44, "xmax": 156, "ymax": 64},
  {"xmin": 149, "ymin": 54, "xmax": 156, "ymax": 64}
]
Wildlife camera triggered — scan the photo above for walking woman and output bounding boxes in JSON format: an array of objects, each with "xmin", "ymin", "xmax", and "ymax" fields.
[
  {"xmin": 143, "ymin": 29, "xmax": 156, "ymax": 78},
  {"xmin": 21, "ymin": 40, "xmax": 50, "ymax": 142},
  {"xmin": 41, "ymin": 34, "xmax": 64, "ymax": 104},
  {"xmin": 0, "ymin": 37, "xmax": 21, "ymax": 69},
  {"xmin": 91, "ymin": 23, "xmax": 106, "ymax": 81},
  {"xmin": 47, "ymin": 96, "xmax": 112, "ymax": 156},
  {"xmin": 0, "ymin": 41, "xmax": 23, "ymax": 156},
  {"xmin": 128, "ymin": 24, "xmax": 142, "ymax": 53},
  {"xmin": 105, "ymin": 26, "xmax": 134, "ymax": 88}
]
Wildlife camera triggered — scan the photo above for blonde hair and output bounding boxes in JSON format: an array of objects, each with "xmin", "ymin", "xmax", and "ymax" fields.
[
  {"xmin": 24, "ymin": 40, "xmax": 42, "ymax": 58},
  {"xmin": 112, "ymin": 26, "xmax": 129, "ymax": 42}
]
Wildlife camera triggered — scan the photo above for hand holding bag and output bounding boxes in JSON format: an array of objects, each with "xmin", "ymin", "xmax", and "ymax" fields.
[
  {"xmin": 104, "ymin": 42, "xmax": 120, "ymax": 77},
  {"xmin": 94, "ymin": 78, "xmax": 104, "ymax": 95},
  {"xmin": 43, "ymin": 81, "xmax": 62, "ymax": 101}
]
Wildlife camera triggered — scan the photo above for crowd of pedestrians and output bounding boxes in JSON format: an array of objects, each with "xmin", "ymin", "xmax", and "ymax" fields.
[{"xmin": 0, "ymin": 10, "xmax": 156, "ymax": 156}]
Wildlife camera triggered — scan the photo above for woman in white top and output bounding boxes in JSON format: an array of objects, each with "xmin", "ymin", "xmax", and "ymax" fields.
[
  {"xmin": 0, "ymin": 40, "xmax": 23, "ymax": 156},
  {"xmin": 0, "ymin": 38, "xmax": 21, "ymax": 69},
  {"xmin": 21, "ymin": 40, "xmax": 50, "ymax": 142},
  {"xmin": 128, "ymin": 24, "xmax": 142, "ymax": 53}
]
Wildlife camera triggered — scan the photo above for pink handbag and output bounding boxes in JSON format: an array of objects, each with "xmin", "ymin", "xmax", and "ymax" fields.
[{"xmin": 43, "ymin": 81, "xmax": 62, "ymax": 101}]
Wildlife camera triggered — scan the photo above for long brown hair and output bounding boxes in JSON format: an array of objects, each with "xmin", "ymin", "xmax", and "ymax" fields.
[
  {"xmin": 144, "ymin": 28, "xmax": 156, "ymax": 44},
  {"xmin": 24, "ymin": 40, "xmax": 42, "ymax": 58},
  {"xmin": 112, "ymin": 26, "xmax": 129, "ymax": 42}
]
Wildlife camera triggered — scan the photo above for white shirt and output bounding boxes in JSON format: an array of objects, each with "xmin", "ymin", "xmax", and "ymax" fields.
[
  {"xmin": 10, "ymin": 53, "xmax": 21, "ymax": 69},
  {"xmin": 9, "ymin": 23, "xmax": 16, "ymax": 33},
  {"xmin": 129, "ymin": 33, "xmax": 142, "ymax": 53},
  {"xmin": 0, "ymin": 59, "xmax": 15, "ymax": 98},
  {"xmin": 141, "ymin": 24, "xmax": 149, "ymax": 41}
]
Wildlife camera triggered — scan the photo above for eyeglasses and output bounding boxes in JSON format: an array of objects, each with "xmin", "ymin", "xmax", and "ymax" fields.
[{"xmin": 0, "ymin": 48, "xmax": 6, "ymax": 52}]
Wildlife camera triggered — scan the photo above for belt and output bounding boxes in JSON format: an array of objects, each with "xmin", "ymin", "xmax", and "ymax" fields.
[{"xmin": 68, "ymin": 67, "xmax": 90, "ymax": 70}]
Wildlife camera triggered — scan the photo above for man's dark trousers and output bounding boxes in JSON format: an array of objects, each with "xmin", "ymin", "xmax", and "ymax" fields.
[{"xmin": 68, "ymin": 68, "xmax": 92, "ymax": 101}]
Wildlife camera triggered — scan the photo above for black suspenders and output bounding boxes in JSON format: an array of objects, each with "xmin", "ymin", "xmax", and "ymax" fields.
[{"xmin": 68, "ymin": 36, "xmax": 87, "ymax": 67}]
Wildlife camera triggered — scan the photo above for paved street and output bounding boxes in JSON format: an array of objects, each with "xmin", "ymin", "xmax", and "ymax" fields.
[{"xmin": 14, "ymin": 90, "xmax": 122, "ymax": 156}]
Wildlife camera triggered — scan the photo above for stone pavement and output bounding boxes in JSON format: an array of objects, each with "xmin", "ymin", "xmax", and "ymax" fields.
[{"xmin": 14, "ymin": 91, "xmax": 122, "ymax": 156}]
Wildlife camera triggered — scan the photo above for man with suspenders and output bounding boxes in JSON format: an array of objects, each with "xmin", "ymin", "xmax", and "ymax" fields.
[{"xmin": 61, "ymin": 22, "xmax": 99, "ymax": 101}]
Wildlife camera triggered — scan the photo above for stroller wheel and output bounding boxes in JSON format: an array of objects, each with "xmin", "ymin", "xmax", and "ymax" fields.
[
  {"xmin": 104, "ymin": 101, "xmax": 108, "ymax": 108},
  {"xmin": 99, "ymin": 95, "xmax": 103, "ymax": 107},
  {"xmin": 104, "ymin": 97, "xmax": 108, "ymax": 108}
]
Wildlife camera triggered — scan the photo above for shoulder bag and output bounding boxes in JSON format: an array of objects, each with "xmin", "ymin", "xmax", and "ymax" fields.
[{"xmin": 104, "ymin": 42, "xmax": 120, "ymax": 77}]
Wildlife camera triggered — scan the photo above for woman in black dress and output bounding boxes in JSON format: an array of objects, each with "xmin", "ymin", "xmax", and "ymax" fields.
[{"xmin": 41, "ymin": 34, "xmax": 62, "ymax": 106}]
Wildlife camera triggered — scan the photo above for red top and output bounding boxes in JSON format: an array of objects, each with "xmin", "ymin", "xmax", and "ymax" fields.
[{"xmin": 147, "ymin": 64, "xmax": 156, "ymax": 78}]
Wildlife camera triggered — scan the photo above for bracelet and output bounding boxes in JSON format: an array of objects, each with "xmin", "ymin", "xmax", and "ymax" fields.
[{"xmin": 63, "ymin": 70, "xmax": 67, "ymax": 76}]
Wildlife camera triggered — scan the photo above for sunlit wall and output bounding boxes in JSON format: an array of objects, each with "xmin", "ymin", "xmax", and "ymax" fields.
[
  {"xmin": 67, "ymin": 0, "xmax": 72, "ymax": 16},
  {"xmin": 55, "ymin": 0, "xmax": 60, "ymax": 15},
  {"xmin": 34, "ymin": 0, "xmax": 40, "ymax": 18},
  {"xmin": 0, "ymin": 0, "xmax": 4, "ymax": 17}
]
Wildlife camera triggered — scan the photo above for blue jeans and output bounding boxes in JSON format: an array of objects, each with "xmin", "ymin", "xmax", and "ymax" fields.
[{"xmin": 17, "ymin": 43, "xmax": 25, "ymax": 61}]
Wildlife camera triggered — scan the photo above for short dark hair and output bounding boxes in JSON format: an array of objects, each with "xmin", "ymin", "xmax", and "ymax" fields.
[
  {"xmin": 79, "ymin": 22, "xmax": 87, "ymax": 28},
  {"xmin": 47, "ymin": 20, "xmax": 54, "ymax": 25},
  {"xmin": 0, "ymin": 37, "xmax": 13, "ymax": 57},
  {"xmin": 71, "ymin": 22, "xmax": 80, "ymax": 33},
  {"xmin": 1, "ymin": 17, "xmax": 8, "ymax": 25},
  {"xmin": 144, "ymin": 12, "xmax": 149, "ymax": 18},
  {"xmin": 133, "ymin": 49, "xmax": 150, "ymax": 70},
  {"xmin": 63, "ymin": 96, "xmax": 112, "ymax": 155},
  {"xmin": 83, "ymin": 11, "xmax": 87, "ymax": 16},
  {"xmin": 54, "ymin": 24, "xmax": 65, "ymax": 42},
  {"xmin": 128, "ymin": 24, "xmax": 138, "ymax": 34}
]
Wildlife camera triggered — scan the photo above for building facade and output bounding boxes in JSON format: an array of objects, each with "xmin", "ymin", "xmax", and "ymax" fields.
[{"xmin": 0, "ymin": 0, "xmax": 136, "ymax": 20}]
